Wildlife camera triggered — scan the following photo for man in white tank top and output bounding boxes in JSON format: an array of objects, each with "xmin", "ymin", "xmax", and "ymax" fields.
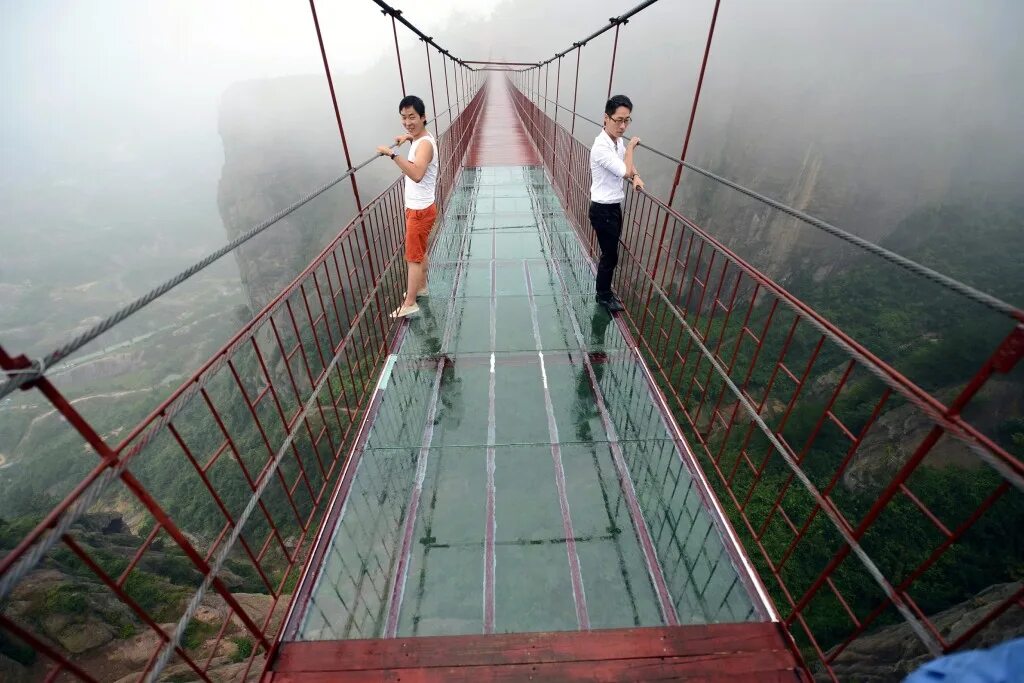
[{"xmin": 377, "ymin": 95, "xmax": 439, "ymax": 318}]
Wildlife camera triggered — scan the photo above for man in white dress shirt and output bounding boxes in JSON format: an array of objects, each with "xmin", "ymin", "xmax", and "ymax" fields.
[{"xmin": 589, "ymin": 94, "xmax": 644, "ymax": 313}]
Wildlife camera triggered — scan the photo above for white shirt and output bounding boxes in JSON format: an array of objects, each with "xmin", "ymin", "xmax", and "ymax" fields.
[
  {"xmin": 405, "ymin": 134, "xmax": 438, "ymax": 210},
  {"xmin": 590, "ymin": 130, "xmax": 627, "ymax": 204}
]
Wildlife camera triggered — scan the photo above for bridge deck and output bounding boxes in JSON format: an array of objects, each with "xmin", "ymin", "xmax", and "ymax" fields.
[
  {"xmin": 268, "ymin": 622, "xmax": 805, "ymax": 681},
  {"xmin": 270, "ymin": 80, "xmax": 798, "ymax": 680}
]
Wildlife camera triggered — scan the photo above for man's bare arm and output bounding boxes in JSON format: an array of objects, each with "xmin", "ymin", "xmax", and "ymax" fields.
[{"xmin": 376, "ymin": 137, "xmax": 434, "ymax": 182}]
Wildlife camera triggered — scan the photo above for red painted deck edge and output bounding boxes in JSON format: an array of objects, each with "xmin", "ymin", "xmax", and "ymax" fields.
[{"xmin": 266, "ymin": 622, "xmax": 807, "ymax": 682}]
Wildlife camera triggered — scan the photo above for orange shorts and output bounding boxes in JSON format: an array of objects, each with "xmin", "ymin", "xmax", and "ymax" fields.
[{"xmin": 405, "ymin": 203, "xmax": 437, "ymax": 263}]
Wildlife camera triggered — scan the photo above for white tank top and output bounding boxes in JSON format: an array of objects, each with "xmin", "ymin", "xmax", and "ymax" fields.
[{"xmin": 404, "ymin": 134, "xmax": 438, "ymax": 210}]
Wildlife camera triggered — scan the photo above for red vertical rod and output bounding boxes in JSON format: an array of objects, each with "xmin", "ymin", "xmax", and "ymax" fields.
[
  {"xmin": 458, "ymin": 62, "xmax": 465, "ymax": 104},
  {"xmin": 452, "ymin": 57, "xmax": 461, "ymax": 112},
  {"xmin": 425, "ymin": 42, "xmax": 439, "ymax": 137},
  {"xmin": 543, "ymin": 63, "xmax": 551, "ymax": 158},
  {"xmin": 607, "ymin": 23, "xmax": 621, "ymax": 100},
  {"xmin": 553, "ymin": 57, "xmax": 562, "ymax": 127},
  {"xmin": 456, "ymin": 61, "xmax": 464, "ymax": 104},
  {"xmin": 571, "ymin": 47, "xmax": 582, "ymax": 136},
  {"xmin": 544, "ymin": 62, "xmax": 550, "ymax": 116},
  {"xmin": 308, "ymin": 0, "xmax": 364, "ymax": 217},
  {"xmin": 442, "ymin": 52, "xmax": 452, "ymax": 122},
  {"xmin": 308, "ymin": 0, "xmax": 391, "ymax": 355},
  {"xmin": 391, "ymin": 15, "xmax": 406, "ymax": 97},
  {"xmin": 639, "ymin": 0, "xmax": 721, "ymax": 342},
  {"xmin": 553, "ymin": 56, "xmax": 562, "ymax": 170},
  {"xmin": 565, "ymin": 47, "xmax": 582, "ymax": 197},
  {"xmin": 788, "ymin": 324, "xmax": 1024, "ymax": 621},
  {"xmin": 667, "ymin": 0, "xmax": 721, "ymax": 207},
  {"xmin": 538, "ymin": 65, "xmax": 544, "ymax": 147}
]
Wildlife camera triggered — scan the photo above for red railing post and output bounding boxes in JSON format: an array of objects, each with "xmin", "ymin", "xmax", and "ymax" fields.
[
  {"xmin": 639, "ymin": 0, "xmax": 720, "ymax": 339},
  {"xmin": 425, "ymin": 40, "xmax": 440, "ymax": 137},
  {"xmin": 607, "ymin": 22, "xmax": 621, "ymax": 100},
  {"xmin": 308, "ymin": 0, "xmax": 386, "ymax": 344},
  {"xmin": 442, "ymin": 50, "xmax": 453, "ymax": 124},
  {"xmin": 553, "ymin": 56, "xmax": 562, "ymax": 171},
  {"xmin": 571, "ymin": 45, "xmax": 582, "ymax": 136},
  {"xmin": 563, "ymin": 46, "xmax": 583, "ymax": 198},
  {"xmin": 788, "ymin": 324, "xmax": 1024, "ymax": 624},
  {"xmin": 452, "ymin": 56, "xmax": 462, "ymax": 113},
  {"xmin": 308, "ymin": 0, "xmax": 364, "ymax": 217},
  {"xmin": 544, "ymin": 61, "xmax": 550, "ymax": 116},
  {"xmin": 544, "ymin": 62, "xmax": 552, "ymax": 157},
  {"xmin": 666, "ymin": 0, "xmax": 721, "ymax": 208},
  {"xmin": 390, "ymin": 13, "xmax": 407, "ymax": 96},
  {"xmin": 461, "ymin": 62, "xmax": 468, "ymax": 104}
]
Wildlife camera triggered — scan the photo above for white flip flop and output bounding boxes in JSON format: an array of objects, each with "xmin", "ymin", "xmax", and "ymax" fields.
[{"xmin": 390, "ymin": 303, "xmax": 421, "ymax": 318}]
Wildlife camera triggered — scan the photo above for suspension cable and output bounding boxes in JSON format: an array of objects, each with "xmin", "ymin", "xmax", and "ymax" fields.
[
  {"xmin": 372, "ymin": 0, "xmax": 476, "ymax": 71},
  {"xmin": 517, "ymin": 87, "xmax": 1024, "ymax": 323},
  {"xmin": 506, "ymin": 0, "xmax": 1021, "ymax": 322},
  {"xmin": 0, "ymin": 97, "xmax": 473, "ymax": 401},
  {"xmin": 543, "ymin": 0, "xmax": 660, "ymax": 64}
]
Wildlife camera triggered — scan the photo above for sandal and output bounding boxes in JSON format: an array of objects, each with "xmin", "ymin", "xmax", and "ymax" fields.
[{"xmin": 390, "ymin": 303, "xmax": 421, "ymax": 318}]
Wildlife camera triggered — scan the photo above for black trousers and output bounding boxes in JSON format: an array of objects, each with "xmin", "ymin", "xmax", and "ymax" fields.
[{"xmin": 589, "ymin": 201, "xmax": 622, "ymax": 296}]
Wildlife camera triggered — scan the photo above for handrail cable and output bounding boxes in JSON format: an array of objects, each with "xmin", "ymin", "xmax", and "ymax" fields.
[
  {"xmin": 0, "ymin": 98, "xmax": 477, "ymax": 401},
  {"xmin": 520, "ymin": 87, "xmax": 1024, "ymax": 323}
]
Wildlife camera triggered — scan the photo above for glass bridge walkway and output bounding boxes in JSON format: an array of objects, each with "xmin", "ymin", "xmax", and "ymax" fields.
[{"xmin": 268, "ymin": 80, "xmax": 804, "ymax": 682}]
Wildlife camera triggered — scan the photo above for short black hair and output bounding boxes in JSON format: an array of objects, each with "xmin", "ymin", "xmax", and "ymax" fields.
[
  {"xmin": 605, "ymin": 94, "xmax": 633, "ymax": 116},
  {"xmin": 399, "ymin": 95, "xmax": 426, "ymax": 117}
]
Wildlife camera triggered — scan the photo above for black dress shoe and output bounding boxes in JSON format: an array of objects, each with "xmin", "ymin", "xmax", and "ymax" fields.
[{"xmin": 596, "ymin": 293, "xmax": 625, "ymax": 313}]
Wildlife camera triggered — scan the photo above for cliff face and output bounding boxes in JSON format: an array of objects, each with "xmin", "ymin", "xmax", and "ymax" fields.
[
  {"xmin": 818, "ymin": 582, "xmax": 1024, "ymax": 682},
  {"xmin": 217, "ymin": 75, "xmax": 397, "ymax": 314},
  {"xmin": 217, "ymin": 75, "xmax": 351, "ymax": 313},
  {"xmin": 0, "ymin": 513, "xmax": 282, "ymax": 682},
  {"xmin": 667, "ymin": 66, "xmax": 1023, "ymax": 290}
]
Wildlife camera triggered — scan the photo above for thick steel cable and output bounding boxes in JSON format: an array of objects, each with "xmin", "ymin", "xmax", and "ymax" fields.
[
  {"xmin": 0, "ymin": 180, "xmax": 406, "ymax": 605},
  {"xmin": 0, "ymin": 96, "xmax": 476, "ymax": 402},
  {"xmin": 619, "ymin": 255, "xmax": 945, "ymax": 657},
  {"xmin": 542, "ymin": 0, "xmax": 660, "ymax": 65},
  {"xmin": 531, "ymin": 196, "xmax": 940, "ymax": 653},
  {"xmin": 142, "ymin": 247, "xmax": 405, "ymax": 681},
  {"xmin": 506, "ymin": 84, "xmax": 1024, "ymax": 496},
  {"xmin": 0, "ymin": 88, "xmax": 486, "ymax": 622},
  {"xmin": 519, "ymin": 87, "xmax": 1023, "ymax": 322},
  {"xmin": 1, "ymin": 0, "xmax": 487, "ymax": 398},
  {"xmin": 527, "ymin": 170, "xmax": 1002, "ymax": 664}
]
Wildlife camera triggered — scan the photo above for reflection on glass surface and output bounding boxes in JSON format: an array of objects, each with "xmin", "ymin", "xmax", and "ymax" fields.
[{"xmin": 295, "ymin": 166, "xmax": 761, "ymax": 641}]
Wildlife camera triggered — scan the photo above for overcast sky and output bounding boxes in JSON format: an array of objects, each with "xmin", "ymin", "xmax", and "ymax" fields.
[
  {"xmin": 1, "ymin": 0, "xmax": 1022, "ymax": 362},
  {"xmin": 2, "ymin": 0, "xmax": 1021, "ymax": 252},
  {"xmin": 0, "ymin": 0, "xmax": 513, "ymax": 179}
]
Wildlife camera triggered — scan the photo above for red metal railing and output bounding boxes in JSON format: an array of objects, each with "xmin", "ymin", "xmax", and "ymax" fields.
[
  {"xmin": 507, "ymin": 79, "xmax": 1024, "ymax": 679},
  {"xmin": 0, "ymin": 11, "xmax": 484, "ymax": 679},
  {"xmin": 4, "ymin": 2, "xmax": 1023, "ymax": 682}
]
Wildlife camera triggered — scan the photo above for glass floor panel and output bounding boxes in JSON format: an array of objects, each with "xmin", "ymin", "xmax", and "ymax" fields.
[{"xmin": 294, "ymin": 166, "xmax": 765, "ymax": 641}]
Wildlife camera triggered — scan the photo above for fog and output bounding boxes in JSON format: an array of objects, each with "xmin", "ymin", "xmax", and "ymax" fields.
[{"xmin": 2, "ymin": 0, "xmax": 1022, "ymax": 356}]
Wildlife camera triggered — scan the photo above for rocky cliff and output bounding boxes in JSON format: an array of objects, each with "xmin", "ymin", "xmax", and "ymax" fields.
[
  {"xmin": 0, "ymin": 513, "xmax": 283, "ymax": 682},
  {"xmin": 217, "ymin": 74, "xmax": 398, "ymax": 314},
  {"xmin": 819, "ymin": 582, "xmax": 1024, "ymax": 682}
]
